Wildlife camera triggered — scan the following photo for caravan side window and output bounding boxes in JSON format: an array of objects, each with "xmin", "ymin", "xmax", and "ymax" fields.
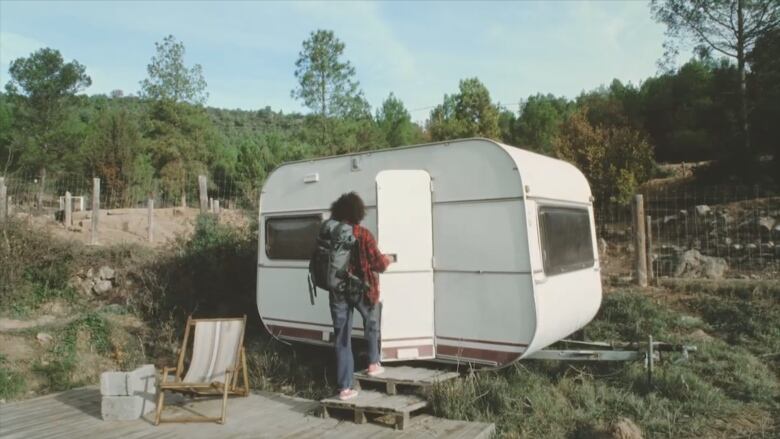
[
  {"xmin": 265, "ymin": 216, "xmax": 321, "ymax": 260},
  {"xmin": 538, "ymin": 207, "xmax": 594, "ymax": 275}
]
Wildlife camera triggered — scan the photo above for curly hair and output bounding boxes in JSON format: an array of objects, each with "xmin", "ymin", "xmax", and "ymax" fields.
[{"xmin": 330, "ymin": 192, "xmax": 366, "ymax": 224}]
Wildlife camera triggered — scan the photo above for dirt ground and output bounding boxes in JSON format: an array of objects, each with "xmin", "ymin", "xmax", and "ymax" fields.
[{"xmin": 11, "ymin": 207, "xmax": 250, "ymax": 248}]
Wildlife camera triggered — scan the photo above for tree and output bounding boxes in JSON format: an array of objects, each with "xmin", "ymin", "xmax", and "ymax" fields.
[
  {"xmin": 651, "ymin": 0, "xmax": 780, "ymax": 152},
  {"xmin": 291, "ymin": 30, "xmax": 367, "ymax": 151},
  {"xmin": 4, "ymin": 48, "xmax": 91, "ymax": 177},
  {"xmin": 139, "ymin": 35, "xmax": 208, "ymax": 105},
  {"xmin": 292, "ymin": 30, "xmax": 363, "ymax": 119},
  {"xmin": 514, "ymin": 94, "xmax": 571, "ymax": 154},
  {"xmin": 748, "ymin": 28, "xmax": 780, "ymax": 171},
  {"xmin": 376, "ymin": 93, "xmax": 415, "ymax": 147},
  {"xmin": 427, "ymin": 78, "xmax": 500, "ymax": 141},
  {"xmin": 82, "ymin": 107, "xmax": 149, "ymax": 205},
  {"xmin": 553, "ymin": 107, "xmax": 654, "ymax": 204},
  {"xmin": 454, "ymin": 78, "xmax": 500, "ymax": 139}
]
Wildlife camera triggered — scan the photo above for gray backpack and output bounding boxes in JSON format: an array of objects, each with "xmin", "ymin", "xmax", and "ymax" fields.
[{"xmin": 307, "ymin": 219, "xmax": 367, "ymax": 305}]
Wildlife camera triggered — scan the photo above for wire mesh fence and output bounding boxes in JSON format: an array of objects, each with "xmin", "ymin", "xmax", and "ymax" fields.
[
  {"xmin": 2, "ymin": 170, "xmax": 778, "ymax": 280},
  {"xmin": 0, "ymin": 171, "xmax": 256, "ymax": 247},
  {"xmin": 596, "ymin": 185, "xmax": 780, "ymax": 280}
]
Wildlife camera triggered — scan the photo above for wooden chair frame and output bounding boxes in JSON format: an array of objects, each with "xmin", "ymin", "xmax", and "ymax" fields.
[{"xmin": 154, "ymin": 315, "xmax": 250, "ymax": 425}]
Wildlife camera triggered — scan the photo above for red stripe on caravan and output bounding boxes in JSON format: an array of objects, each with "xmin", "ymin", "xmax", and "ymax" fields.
[
  {"xmin": 436, "ymin": 336, "xmax": 528, "ymax": 348},
  {"xmin": 437, "ymin": 345, "xmax": 522, "ymax": 365},
  {"xmin": 382, "ymin": 345, "xmax": 434, "ymax": 360},
  {"xmin": 267, "ymin": 325, "xmax": 323, "ymax": 341}
]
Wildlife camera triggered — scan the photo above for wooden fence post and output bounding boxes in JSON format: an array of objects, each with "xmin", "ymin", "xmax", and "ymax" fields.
[
  {"xmin": 198, "ymin": 175, "xmax": 208, "ymax": 214},
  {"xmin": 214, "ymin": 199, "xmax": 220, "ymax": 215},
  {"xmin": 91, "ymin": 178, "xmax": 100, "ymax": 245},
  {"xmin": 0, "ymin": 177, "xmax": 6, "ymax": 223},
  {"xmin": 181, "ymin": 192, "xmax": 187, "ymax": 209},
  {"xmin": 209, "ymin": 197, "xmax": 213, "ymax": 212},
  {"xmin": 633, "ymin": 194, "xmax": 648, "ymax": 287},
  {"xmin": 64, "ymin": 191, "xmax": 72, "ymax": 227},
  {"xmin": 646, "ymin": 214, "xmax": 654, "ymax": 284},
  {"xmin": 147, "ymin": 197, "xmax": 154, "ymax": 243}
]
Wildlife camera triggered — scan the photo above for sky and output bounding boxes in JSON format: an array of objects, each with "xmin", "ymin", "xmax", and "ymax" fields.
[{"xmin": 0, "ymin": 1, "xmax": 687, "ymax": 122}]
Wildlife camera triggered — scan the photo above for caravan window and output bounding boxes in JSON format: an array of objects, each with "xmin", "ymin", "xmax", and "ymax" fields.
[
  {"xmin": 538, "ymin": 207, "xmax": 594, "ymax": 275},
  {"xmin": 265, "ymin": 216, "xmax": 321, "ymax": 260}
]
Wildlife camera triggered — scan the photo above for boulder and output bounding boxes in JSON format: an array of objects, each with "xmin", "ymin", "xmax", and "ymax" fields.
[
  {"xmin": 98, "ymin": 266, "xmax": 115, "ymax": 280},
  {"xmin": 673, "ymin": 249, "xmax": 728, "ymax": 279},
  {"xmin": 695, "ymin": 205, "xmax": 711, "ymax": 216},
  {"xmin": 93, "ymin": 279, "xmax": 113, "ymax": 295},
  {"xmin": 36, "ymin": 332, "xmax": 53, "ymax": 346},
  {"xmin": 609, "ymin": 417, "xmax": 643, "ymax": 439},
  {"xmin": 758, "ymin": 217, "xmax": 776, "ymax": 234}
]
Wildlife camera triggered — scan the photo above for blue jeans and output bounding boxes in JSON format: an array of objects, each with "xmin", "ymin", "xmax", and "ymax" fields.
[{"xmin": 329, "ymin": 295, "xmax": 381, "ymax": 391}]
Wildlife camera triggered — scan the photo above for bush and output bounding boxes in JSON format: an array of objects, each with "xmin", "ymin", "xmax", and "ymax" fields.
[
  {"xmin": 131, "ymin": 214, "xmax": 258, "ymax": 360},
  {"xmin": 553, "ymin": 107, "xmax": 655, "ymax": 204},
  {"xmin": 0, "ymin": 220, "xmax": 79, "ymax": 316}
]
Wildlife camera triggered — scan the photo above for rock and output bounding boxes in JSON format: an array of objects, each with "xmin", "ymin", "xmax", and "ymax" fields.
[
  {"xmin": 36, "ymin": 332, "xmax": 53, "ymax": 346},
  {"xmin": 695, "ymin": 205, "xmax": 711, "ymax": 216},
  {"xmin": 39, "ymin": 301, "xmax": 68, "ymax": 316},
  {"xmin": 679, "ymin": 209, "xmax": 688, "ymax": 218},
  {"xmin": 679, "ymin": 315, "xmax": 703, "ymax": 327},
  {"xmin": 673, "ymin": 249, "xmax": 728, "ymax": 279},
  {"xmin": 610, "ymin": 417, "xmax": 643, "ymax": 439},
  {"xmin": 98, "ymin": 266, "xmax": 115, "ymax": 280},
  {"xmin": 599, "ymin": 238, "xmax": 608, "ymax": 256},
  {"xmin": 663, "ymin": 215, "xmax": 677, "ymax": 225},
  {"xmin": 746, "ymin": 243, "xmax": 758, "ymax": 251},
  {"xmin": 689, "ymin": 329, "xmax": 714, "ymax": 342},
  {"xmin": 86, "ymin": 268, "xmax": 95, "ymax": 279},
  {"xmin": 758, "ymin": 217, "xmax": 776, "ymax": 234},
  {"xmin": 92, "ymin": 279, "xmax": 113, "ymax": 295},
  {"xmin": 70, "ymin": 276, "xmax": 94, "ymax": 296}
]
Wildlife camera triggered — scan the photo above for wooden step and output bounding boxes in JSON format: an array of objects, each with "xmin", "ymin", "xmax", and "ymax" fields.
[
  {"xmin": 354, "ymin": 366, "xmax": 460, "ymax": 395},
  {"xmin": 319, "ymin": 390, "xmax": 428, "ymax": 430}
]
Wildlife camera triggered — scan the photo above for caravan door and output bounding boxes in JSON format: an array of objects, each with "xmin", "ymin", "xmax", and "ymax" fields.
[{"xmin": 375, "ymin": 170, "xmax": 435, "ymax": 361}]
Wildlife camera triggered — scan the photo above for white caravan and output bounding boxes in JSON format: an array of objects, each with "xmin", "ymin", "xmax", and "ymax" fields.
[{"xmin": 256, "ymin": 138, "xmax": 602, "ymax": 367}]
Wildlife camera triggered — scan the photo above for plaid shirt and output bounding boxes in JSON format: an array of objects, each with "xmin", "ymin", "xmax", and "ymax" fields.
[{"xmin": 350, "ymin": 225, "xmax": 390, "ymax": 305}]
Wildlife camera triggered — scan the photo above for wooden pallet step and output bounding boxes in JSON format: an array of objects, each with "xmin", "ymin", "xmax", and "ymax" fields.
[
  {"xmin": 319, "ymin": 390, "xmax": 428, "ymax": 430},
  {"xmin": 354, "ymin": 366, "xmax": 460, "ymax": 394}
]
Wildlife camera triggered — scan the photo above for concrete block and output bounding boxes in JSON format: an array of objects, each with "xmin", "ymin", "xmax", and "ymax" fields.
[
  {"xmin": 100, "ymin": 371, "xmax": 129, "ymax": 396},
  {"xmin": 127, "ymin": 364, "xmax": 156, "ymax": 404},
  {"xmin": 101, "ymin": 395, "xmax": 155, "ymax": 421}
]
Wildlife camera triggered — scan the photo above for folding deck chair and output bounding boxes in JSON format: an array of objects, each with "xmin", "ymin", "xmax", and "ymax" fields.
[{"xmin": 154, "ymin": 315, "xmax": 250, "ymax": 425}]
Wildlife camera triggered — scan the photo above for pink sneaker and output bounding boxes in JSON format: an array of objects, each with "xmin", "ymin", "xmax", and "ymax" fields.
[
  {"xmin": 338, "ymin": 389, "xmax": 359, "ymax": 401},
  {"xmin": 366, "ymin": 363, "xmax": 385, "ymax": 376}
]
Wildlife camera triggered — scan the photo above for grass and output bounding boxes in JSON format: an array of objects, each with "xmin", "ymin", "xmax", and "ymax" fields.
[
  {"xmin": 426, "ymin": 289, "xmax": 779, "ymax": 438},
  {"xmin": 2, "ymin": 218, "xmax": 778, "ymax": 437},
  {"xmin": 0, "ymin": 354, "xmax": 26, "ymax": 400},
  {"xmin": 33, "ymin": 313, "xmax": 114, "ymax": 392}
]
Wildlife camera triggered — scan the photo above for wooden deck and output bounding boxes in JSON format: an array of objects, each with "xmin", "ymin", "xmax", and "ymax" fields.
[{"xmin": 0, "ymin": 387, "xmax": 495, "ymax": 439}]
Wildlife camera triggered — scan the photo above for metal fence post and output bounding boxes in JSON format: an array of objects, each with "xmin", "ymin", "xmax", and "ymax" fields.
[
  {"xmin": 646, "ymin": 214, "xmax": 654, "ymax": 284},
  {"xmin": 91, "ymin": 178, "xmax": 100, "ymax": 245},
  {"xmin": 148, "ymin": 197, "xmax": 154, "ymax": 243},
  {"xmin": 0, "ymin": 177, "xmax": 6, "ymax": 223},
  {"xmin": 633, "ymin": 194, "xmax": 648, "ymax": 287},
  {"xmin": 198, "ymin": 175, "xmax": 208, "ymax": 214},
  {"xmin": 64, "ymin": 191, "xmax": 72, "ymax": 227}
]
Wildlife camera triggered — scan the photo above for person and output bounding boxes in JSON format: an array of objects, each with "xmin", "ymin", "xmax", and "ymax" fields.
[{"xmin": 328, "ymin": 192, "xmax": 391, "ymax": 401}]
